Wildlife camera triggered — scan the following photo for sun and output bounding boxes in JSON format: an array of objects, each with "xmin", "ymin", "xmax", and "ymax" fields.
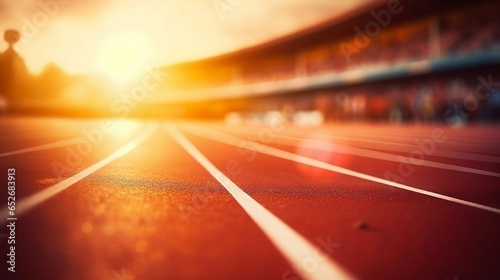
[{"xmin": 97, "ymin": 30, "xmax": 153, "ymax": 85}]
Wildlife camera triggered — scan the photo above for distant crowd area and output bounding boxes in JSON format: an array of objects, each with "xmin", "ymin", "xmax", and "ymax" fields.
[
  {"xmin": 226, "ymin": 75, "xmax": 500, "ymax": 125},
  {"xmin": 164, "ymin": 1, "xmax": 500, "ymax": 123}
]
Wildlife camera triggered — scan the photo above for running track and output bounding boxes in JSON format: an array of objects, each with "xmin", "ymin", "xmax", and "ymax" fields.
[{"xmin": 0, "ymin": 116, "xmax": 499, "ymax": 280}]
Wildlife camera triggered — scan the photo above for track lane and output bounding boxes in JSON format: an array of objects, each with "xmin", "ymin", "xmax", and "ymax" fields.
[
  {"xmin": 0, "ymin": 121, "xmax": 152, "ymax": 203},
  {"xmin": 11, "ymin": 126, "xmax": 292, "ymax": 280},
  {"xmin": 0, "ymin": 123, "xmax": 157, "ymax": 220},
  {"xmin": 178, "ymin": 126, "xmax": 500, "ymax": 279},
  {"xmin": 166, "ymin": 123, "xmax": 355, "ymax": 280},
  {"xmin": 1, "ymin": 118, "xmax": 499, "ymax": 280},
  {"xmin": 206, "ymin": 123, "xmax": 500, "ymax": 162},
  {"xmin": 183, "ymin": 124, "xmax": 500, "ymax": 212},
  {"xmin": 211, "ymin": 124, "xmax": 500, "ymax": 176}
]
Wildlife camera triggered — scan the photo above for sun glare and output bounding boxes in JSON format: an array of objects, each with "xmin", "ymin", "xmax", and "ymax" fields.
[
  {"xmin": 110, "ymin": 119, "xmax": 141, "ymax": 139},
  {"xmin": 97, "ymin": 31, "xmax": 153, "ymax": 85}
]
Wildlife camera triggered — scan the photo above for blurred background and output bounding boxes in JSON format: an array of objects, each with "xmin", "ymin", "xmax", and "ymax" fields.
[
  {"xmin": 2, "ymin": 1, "xmax": 500, "ymax": 279},
  {"xmin": 0, "ymin": 0, "xmax": 499, "ymax": 124}
]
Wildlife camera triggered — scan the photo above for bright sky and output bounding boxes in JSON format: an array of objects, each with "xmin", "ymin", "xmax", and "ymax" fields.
[{"xmin": 0, "ymin": 0, "xmax": 372, "ymax": 81}]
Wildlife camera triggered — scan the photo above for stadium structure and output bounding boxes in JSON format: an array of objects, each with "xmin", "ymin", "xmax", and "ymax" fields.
[{"xmin": 144, "ymin": 0, "xmax": 500, "ymax": 124}]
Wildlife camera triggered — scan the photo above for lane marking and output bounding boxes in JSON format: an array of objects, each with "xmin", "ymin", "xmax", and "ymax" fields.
[
  {"xmin": 216, "ymin": 128, "xmax": 500, "ymax": 178},
  {"xmin": 209, "ymin": 123, "xmax": 500, "ymax": 164},
  {"xmin": 0, "ymin": 138, "xmax": 80, "ymax": 157},
  {"xmin": 1, "ymin": 123, "xmax": 157, "ymax": 220},
  {"xmin": 166, "ymin": 123, "xmax": 355, "ymax": 280},
  {"xmin": 305, "ymin": 125, "xmax": 500, "ymax": 144},
  {"xmin": 209, "ymin": 124, "xmax": 500, "ymax": 163},
  {"xmin": 182, "ymin": 124, "xmax": 500, "ymax": 215}
]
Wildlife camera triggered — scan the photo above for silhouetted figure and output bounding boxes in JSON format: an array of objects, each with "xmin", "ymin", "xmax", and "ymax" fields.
[{"xmin": 0, "ymin": 30, "xmax": 29, "ymax": 100}]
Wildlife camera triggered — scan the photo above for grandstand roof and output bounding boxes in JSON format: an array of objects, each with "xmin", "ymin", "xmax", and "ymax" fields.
[{"xmin": 166, "ymin": 0, "xmax": 475, "ymax": 69}]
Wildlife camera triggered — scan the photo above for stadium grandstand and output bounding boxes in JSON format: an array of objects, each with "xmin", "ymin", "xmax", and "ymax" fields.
[{"xmin": 145, "ymin": 0, "xmax": 500, "ymax": 124}]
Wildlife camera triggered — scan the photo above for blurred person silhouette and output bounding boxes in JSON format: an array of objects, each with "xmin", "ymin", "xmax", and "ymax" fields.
[{"xmin": 0, "ymin": 30, "xmax": 29, "ymax": 101}]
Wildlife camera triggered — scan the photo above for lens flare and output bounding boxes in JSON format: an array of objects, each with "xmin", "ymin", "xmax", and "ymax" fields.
[{"xmin": 294, "ymin": 136, "xmax": 352, "ymax": 177}]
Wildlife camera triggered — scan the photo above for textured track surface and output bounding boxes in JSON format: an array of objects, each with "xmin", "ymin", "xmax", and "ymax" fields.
[{"xmin": 1, "ymin": 116, "xmax": 499, "ymax": 280}]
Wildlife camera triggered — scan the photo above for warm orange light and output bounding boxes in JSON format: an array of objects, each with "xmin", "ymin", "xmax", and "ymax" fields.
[
  {"xmin": 97, "ymin": 31, "xmax": 153, "ymax": 86},
  {"xmin": 294, "ymin": 137, "xmax": 352, "ymax": 177},
  {"xmin": 109, "ymin": 119, "xmax": 141, "ymax": 139}
]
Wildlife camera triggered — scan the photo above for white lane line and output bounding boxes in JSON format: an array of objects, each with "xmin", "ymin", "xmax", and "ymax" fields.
[
  {"xmin": 211, "ymin": 123, "xmax": 500, "ymax": 163},
  {"xmin": 233, "ymin": 131, "xmax": 500, "ymax": 178},
  {"xmin": 166, "ymin": 123, "xmax": 355, "ymax": 280},
  {"xmin": 0, "ymin": 138, "xmax": 80, "ymax": 157},
  {"xmin": 182, "ymin": 124, "xmax": 500, "ymax": 215},
  {"xmin": 209, "ymin": 124, "xmax": 500, "ymax": 163},
  {"xmin": 1, "ymin": 123, "xmax": 157, "ymax": 220},
  {"xmin": 302, "ymin": 125, "xmax": 500, "ymax": 144}
]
